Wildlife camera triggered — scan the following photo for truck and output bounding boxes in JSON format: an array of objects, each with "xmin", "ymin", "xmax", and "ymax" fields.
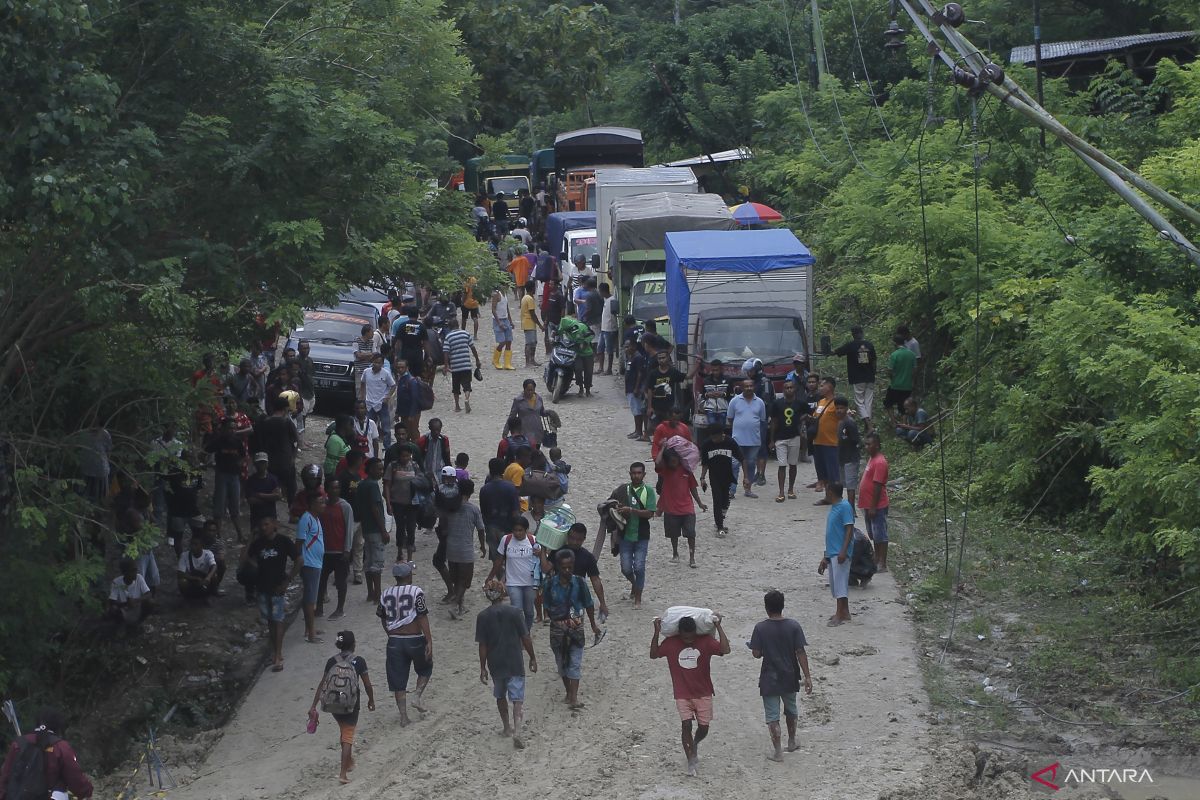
[
  {"xmin": 545, "ymin": 211, "xmax": 597, "ymax": 266},
  {"xmin": 464, "ymin": 154, "xmax": 531, "ymax": 219},
  {"xmin": 664, "ymin": 229, "xmax": 815, "ymax": 426},
  {"xmin": 593, "ymin": 166, "xmax": 698, "ymax": 286},
  {"xmin": 552, "ymin": 127, "xmax": 644, "ymax": 212},
  {"xmin": 607, "ymin": 192, "xmax": 737, "ymax": 319}
]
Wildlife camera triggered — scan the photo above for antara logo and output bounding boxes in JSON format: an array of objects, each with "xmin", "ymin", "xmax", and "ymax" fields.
[{"xmin": 1031, "ymin": 762, "xmax": 1154, "ymax": 791}]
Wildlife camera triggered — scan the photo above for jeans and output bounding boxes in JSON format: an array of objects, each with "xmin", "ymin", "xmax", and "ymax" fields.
[
  {"xmin": 507, "ymin": 584, "xmax": 536, "ymax": 630},
  {"xmin": 732, "ymin": 444, "xmax": 760, "ymax": 486},
  {"xmin": 212, "ymin": 471, "xmax": 241, "ymax": 519},
  {"xmin": 368, "ymin": 406, "xmax": 392, "ymax": 449},
  {"xmin": 618, "ymin": 538, "xmax": 648, "ymax": 591},
  {"xmin": 137, "ymin": 550, "xmax": 160, "ymax": 588}
]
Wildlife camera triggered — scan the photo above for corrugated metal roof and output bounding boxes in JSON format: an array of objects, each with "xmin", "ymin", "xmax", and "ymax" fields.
[{"xmin": 1010, "ymin": 31, "xmax": 1196, "ymax": 65}]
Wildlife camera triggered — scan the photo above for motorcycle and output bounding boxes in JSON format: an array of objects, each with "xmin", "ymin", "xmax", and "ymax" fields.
[{"xmin": 544, "ymin": 334, "xmax": 578, "ymax": 404}]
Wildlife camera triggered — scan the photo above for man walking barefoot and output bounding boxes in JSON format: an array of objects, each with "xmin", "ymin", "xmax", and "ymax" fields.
[
  {"xmin": 750, "ymin": 590, "xmax": 813, "ymax": 761},
  {"xmin": 378, "ymin": 562, "xmax": 433, "ymax": 726},
  {"xmin": 650, "ymin": 614, "xmax": 730, "ymax": 777},
  {"xmin": 476, "ymin": 579, "xmax": 538, "ymax": 749}
]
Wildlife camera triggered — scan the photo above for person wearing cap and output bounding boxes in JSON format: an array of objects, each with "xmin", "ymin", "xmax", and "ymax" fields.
[
  {"xmin": 378, "ymin": 562, "xmax": 432, "ymax": 725},
  {"xmin": 245, "ymin": 451, "xmax": 282, "ymax": 529},
  {"xmin": 309, "ymin": 631, "xmax": 375, "ymax": 785},
  {"xmin": 476, "ymin": 579, "xmax": 537, "ymax": 749},
  {"xmin": 511, "ymin": 217, "xmax": 532, "ymax": 248}
]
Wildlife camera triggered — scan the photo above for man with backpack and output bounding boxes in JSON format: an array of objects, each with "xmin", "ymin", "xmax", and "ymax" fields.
[
  {"xmin": 0, "ymin": 708, "xmax": 93, "ymax": 799},
  {"xmin": 308, "ymin": 631, "xmax": 375, "ymax": 786},
  {"xmin": 378, "ymin": 563, "xmax": 433, "ymax": 727}
]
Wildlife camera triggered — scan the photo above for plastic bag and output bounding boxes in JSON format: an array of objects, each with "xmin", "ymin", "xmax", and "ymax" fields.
[
  {"xmin": 664, "ymin": 435, "xmax": 700, "ymax": 474},
  {"xmin": 660, "ymin": 605, "xmax": 716, "ymax": 636}
]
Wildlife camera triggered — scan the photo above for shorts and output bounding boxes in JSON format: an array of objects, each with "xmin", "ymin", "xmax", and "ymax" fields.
[
  {"xmin": 827, "ymin": 555, "xmax": 851, "ymax": 599},
  {"xmin": 363, "ymin": 533, "xmax": 385, "ymax": 574},
  {"xmin": 300, "ymin": 565, "xmax": 321, "ymax": 606},
  {"xmin": 386, "ymin": 634, "xmax": 433, "ymax": 692},
  {"xmin": 461, "ymin": 306, "xmax": 480, "ymax": 320},
  {"xmin": 257, "ymin": 592, "xmax": 286, "ymax": 623},
  {"xmin": 451, "ymin": 369, "xmax": 472, "ymax": 395},
  {"xmin": 762, "ymin": 693, "xmax": 798, "ymax": 723},
  {"xmin": 335, "ymin": 716, "xmax": 356, "ymax": 745},
  {"xmin": 852, "ymin": 382, "xmax": 874, "ymax": 419},
  {"xmin": 814, "ymin": 445, "xmax": 839, "ymax": 484},
  {"xmin": 774, "ymin": 436, "xmax": 803, "ymax": 466},
  {"xmin": 492, "ymin": 318, "xmax": 513, "ymax": 344},
  {"xmin": 867, "ymin": 505, "xmax": 889, "ymax": 543},
  {"xmin": 598, "ymin": 330, "xmax": 618, "ymax": 354},
  {"xmin": 523, "ymin": 329, "xmax": 538, "ymax": 346},
  {"xmin": 551, "ymin": 639, "xmax": 584, "ymax": 680},
  {"xmin": 492, "ymin": 675, "xmax": 526, "ymax": 702},
  {"xmin": 884, "ymin": 387, "xmax": 912, "ymax": 414},
  {"xmin": 663, "ymin": 513, "xmax": 696, "ymax": 540},
  {"xmin": 841, "ymin": 461, "xmax": 860, "ymax": 488},
  {"xmin": 675, "ymin": 696, "xmax": 714, "ymax": 725},
  {"xmin": 627, "ymin": 392, "xmax": 647, "ymax": 416}
]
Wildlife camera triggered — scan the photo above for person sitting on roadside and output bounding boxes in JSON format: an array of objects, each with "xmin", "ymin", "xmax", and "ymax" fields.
[
  {"xmin": 108, "ymin": 556, "xmax": 152, "ymax": 631},
  {"xmin": 176, "ymin": 535, "xmax": 219, "ymax": 602},
  {"xmin": 894, "ymin": 396, "xmax": 934, "ymax": 448}
]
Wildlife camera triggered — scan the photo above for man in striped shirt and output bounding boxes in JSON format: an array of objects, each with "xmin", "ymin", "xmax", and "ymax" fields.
[{"xmin": 441, "ymin": 317, "xmax": 482, "ymax": 414}]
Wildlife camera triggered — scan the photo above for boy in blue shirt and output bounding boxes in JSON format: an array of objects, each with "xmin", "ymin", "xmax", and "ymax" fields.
[{"xmin": 818, "ymin": 483, "xmax": 855, "ymax": 626}]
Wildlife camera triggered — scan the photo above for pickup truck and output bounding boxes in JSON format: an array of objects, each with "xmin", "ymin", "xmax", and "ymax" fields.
[{"xmin": 287, "ymin": 301, "xmax": 379, "ymax": 408}]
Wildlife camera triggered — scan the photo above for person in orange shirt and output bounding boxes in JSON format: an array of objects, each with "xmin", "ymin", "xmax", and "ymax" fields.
[
  {"xmin": 507, "ymin": 248, "xmax": 532, "ymax": 302},
  {"xmin": 812, "ymin": 376, "xmax": 840, "ymax": 503}
]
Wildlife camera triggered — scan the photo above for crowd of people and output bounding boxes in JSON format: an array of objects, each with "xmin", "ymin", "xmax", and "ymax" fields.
[{"xmin": 45, "ymin": 240, "xmax": 937, "ymax": 792}]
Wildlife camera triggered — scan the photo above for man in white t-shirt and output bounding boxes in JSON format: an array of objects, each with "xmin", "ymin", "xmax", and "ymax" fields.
[
  {"xmin": 109, "ymin": 557, "xmax": 152, "ymax": 627},
  {"xmin": 598, "ymin": 282, "xmax": 619, "ymax": 375},
  {"xmin": 487, "ymin": 517, "xmax": 541, "ymax": 631},
  {"xmin": 177, "ymin": 538, "xmax": 218, "ymax": 600},
  {"xmin": 360, "ymin": 353, "xmax": 397, "ymax": 448}
]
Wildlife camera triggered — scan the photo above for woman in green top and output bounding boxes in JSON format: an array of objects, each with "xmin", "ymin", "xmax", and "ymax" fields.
[{"xmin": 324, "ymin": 415, "xmax": 353, "ymax": 475}]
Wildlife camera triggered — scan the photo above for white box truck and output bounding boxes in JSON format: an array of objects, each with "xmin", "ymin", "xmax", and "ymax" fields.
[{"xmin": 593, "ymin": 166, "xmax": 698, "ymax": 283}]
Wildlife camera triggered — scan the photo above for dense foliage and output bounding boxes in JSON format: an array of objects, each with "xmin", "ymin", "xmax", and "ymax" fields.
[{"xmin": 0, "ymin": 0, "xmax": 483, "ymax": 696}]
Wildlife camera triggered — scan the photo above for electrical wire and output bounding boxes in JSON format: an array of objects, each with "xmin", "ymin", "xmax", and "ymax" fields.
[
  {"xmin": 846, "ymin": 0, "xmax": 898, "ymax": 143},
  {"xmin": 940, "ymin": 93, "xmax": 985, "ymax": 660},
  {"xmin": 915, "ymin": 56, "xmax": 954, "ymax": 584},
  {"xmin": 809, "ymin": 0, "xmax": 882, "ymax": 177},
  {"xmin": 780, "ymin": 0, "xmax": 838, "ymax": 166}
]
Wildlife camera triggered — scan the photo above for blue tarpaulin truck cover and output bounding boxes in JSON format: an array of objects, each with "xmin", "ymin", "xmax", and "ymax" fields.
[
  {"xmin": 665, "ymin": 229, "xmax": 815, "ymax": 346},
  {"xmin": 545, "ymin": 211, "xmax": 597, "ymax": 257}
]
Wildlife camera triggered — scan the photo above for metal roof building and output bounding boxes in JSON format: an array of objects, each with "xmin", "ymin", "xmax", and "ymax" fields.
[{"xmin": 1009, "ymin": 31, "xmax": 1196, "ymax": 78}]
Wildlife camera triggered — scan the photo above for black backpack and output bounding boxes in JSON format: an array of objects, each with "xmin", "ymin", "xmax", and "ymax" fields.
[
  {"xmin": 433, "ymin": 479, "xmax": 463, "ymax": 512},
  {"xmin": 5, "ymin": 732, "xmax": 59, "ymax": 800}
]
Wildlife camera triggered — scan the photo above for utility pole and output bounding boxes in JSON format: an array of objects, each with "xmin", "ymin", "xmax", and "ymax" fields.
[
  {"xmin": 811, "ymin": 0, "xmax": 828, "ymax": 82},
  {"xmin": 1032, "ymin": 0, "xmax": 1046, "ymax": 149}
]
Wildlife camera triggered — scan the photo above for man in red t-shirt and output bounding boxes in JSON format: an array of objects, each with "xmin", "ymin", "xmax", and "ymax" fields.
[
  {"xmin": 654, "ymin": 446, "xmax": 707, "ymax": 567},
  {"xmin": 317, "ymin": 477, "xmax": 354, "ymax": 619},
  {"xmin": 650, "ymin": 405, "xmax": 693, "ymax": 461},
  {"xmin": 650, "ymin": 613, "xmax": 731, "ymax": 777},
  {"xmin": 857, "ymin": 432, "xmax": 891, "ymax": 570}
]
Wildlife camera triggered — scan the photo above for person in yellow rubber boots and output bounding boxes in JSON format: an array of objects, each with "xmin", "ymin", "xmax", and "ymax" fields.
[{"xmin": 490, "ymin": 286, "xmax": 516, "ymax": 369}]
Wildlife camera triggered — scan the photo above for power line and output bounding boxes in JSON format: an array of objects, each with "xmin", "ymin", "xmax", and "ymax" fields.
[
  {"xmin": 845, "ymin": 0, "xmax": 898, "ymax": 144},
  {"xmin": 809, "ymin": 0, "xmax": 881, "ymax": 176},
  {"xmin": 779, "ymin": 0, "xmax": 838, "ymax": 166}
]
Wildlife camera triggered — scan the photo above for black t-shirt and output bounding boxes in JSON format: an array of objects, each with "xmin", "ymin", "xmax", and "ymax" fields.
[
  {"xmin": 838, "ymin": 418, "xmax": 861, "ymax": 464},
  {"xmin": 544, "ymin": 290, "xmax": 564, "ymax": 325},
  {"xmin": 206, "ymin": 432, "xmax": 243, "ymax": 475},
  {"xmin": 492, "ymin": 200, "xmax": 509, "ymax": 220},
  {"xmin": 245, "ymin": 473, "xmax": 280, "ymax": 521},
  {"xmin": 552, "ymin": 545, "xmax": 599, "ymax": 578},
  {"xmin": 771, "ymin": 398, "xmax": 809, "ymax": 440},
  {"xmin": 583, "ymin": 290, "xmax": 603, "ymax": 325},
  {"xmin": 165, "ymin": 469, "xmax": 201, "ymax": 517},
  {"xmin": 834, "ymin": 338, "xmax": 877, "ymax": 384},
  {"xmin": 255, "ymin": 415, "xmax": 297, "ymax": 468},
  {"xmin": 519, "ymin": 196, "xmax": 536, "ymax": 219},
  {"xmin": 397, "ymin": 320, "xmax": 428, "ymax": 358},
  {"xmin": 646, "ymin": 367, "xmax": 685, "ymax": 413},
  {"xmin": 700, "ymin": 437, "xmax": 742, "ymax": 486},
  {"xmin": 247, "ymin": 534, "xmax": 298, "ymax": 594},
  {"xmin": 479, "ymin": 478, "xmax": 520, "ymax": 528},
  {"xmin": 625, "ymin": 352, "xmax": 648, "ymax": 395}
]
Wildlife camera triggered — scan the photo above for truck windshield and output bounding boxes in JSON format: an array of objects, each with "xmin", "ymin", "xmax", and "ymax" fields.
[
  {"xmin": 487, "ymin": 176, "xmax": 529, "ymax": 197},
  {"xmin": 702, "ymin": 317, "xmax": 806, "ymax": 365},
  {"xmin": 631, "ymin": 280, "xmax": 666, "ymax": 317},
  {"xmin": 567, "ymin": 235, "xmax": 598, "ymax": 264}
]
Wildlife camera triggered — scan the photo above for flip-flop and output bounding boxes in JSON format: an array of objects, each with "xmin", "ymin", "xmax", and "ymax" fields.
[
  {"xmin": 775, "ymin": 496, "xmax": 785, "ymax": 503},
  {"xmin": 591, "ymin": 629, "xmax": 607, "ymax": 648},
  {"xmin": 271, "ymin": 663, "xmax": 285, "ymax": 672},
  {"xmin": 787, "ymin": 492, "xmax": 797, "ymax": 499},
  {"xmin": 306, "ymin": 636, "xmax": 324, "ymax": 644}
]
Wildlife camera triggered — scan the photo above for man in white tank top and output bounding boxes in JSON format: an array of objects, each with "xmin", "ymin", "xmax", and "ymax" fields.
[{"xmin": 490, "ymin": 288, "xmax": 515, "ymax": 370}]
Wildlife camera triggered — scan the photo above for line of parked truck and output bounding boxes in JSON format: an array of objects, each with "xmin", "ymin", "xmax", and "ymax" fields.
[{"xmin": 459, "ymin": 126, "xmax": 816, "ymax": 428}]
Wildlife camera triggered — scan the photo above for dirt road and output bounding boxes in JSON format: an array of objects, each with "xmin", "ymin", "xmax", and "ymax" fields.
[{"xmin": 166, "ymin": 328, "xmax": 930, "ymax": 800}]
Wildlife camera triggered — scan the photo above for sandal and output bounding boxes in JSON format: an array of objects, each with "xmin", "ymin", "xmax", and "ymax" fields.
[
  {"xmin": 787, "ymin": 491, "xmax": 797, "ymax": 499},
  {"xmin": 775, "ymin": 496, "xmax": 785, "ymax": 503}
]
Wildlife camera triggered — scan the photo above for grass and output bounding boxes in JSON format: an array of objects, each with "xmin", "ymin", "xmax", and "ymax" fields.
[{"xmin": 890, "ymin": 499, "xmax": 1200, "ymax": 748}]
